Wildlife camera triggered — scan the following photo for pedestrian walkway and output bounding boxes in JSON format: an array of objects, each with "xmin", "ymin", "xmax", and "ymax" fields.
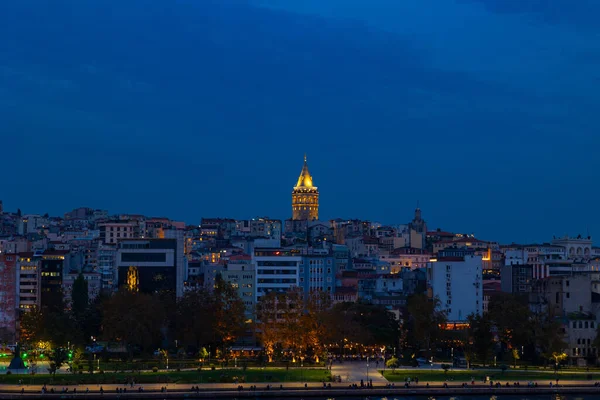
[{"xmin": 331, "ymin": 359, "xmax": 388, "ymax": 385}]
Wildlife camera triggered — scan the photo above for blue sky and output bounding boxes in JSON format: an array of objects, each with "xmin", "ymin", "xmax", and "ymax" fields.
[{"xmin": 0, "ymin": 0, "xmax": 599, "ymax": 243}]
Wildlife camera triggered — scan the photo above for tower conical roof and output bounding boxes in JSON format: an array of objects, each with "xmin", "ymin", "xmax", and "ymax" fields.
[{"xmin": 295, "ymin": 154, "xmax": 315, "ymax": 188}]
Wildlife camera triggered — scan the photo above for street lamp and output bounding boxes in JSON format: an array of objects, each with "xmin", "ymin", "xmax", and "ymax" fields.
[{"xmin": 367, "ymin": 356, "xmax": 370, "ymax": 383}]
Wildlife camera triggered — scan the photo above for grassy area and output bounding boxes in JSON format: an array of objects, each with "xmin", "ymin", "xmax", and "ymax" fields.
[
  {"xmin": 0, "ymin": 368, "xmax": 330, "ymax": 385},
  {"xmin": 382, "ymin": 368, "xmax": 598, "ymax": 383},
  {"xmin": 75, "ymin": 359, "xmax": 324, "ymax": 372}
]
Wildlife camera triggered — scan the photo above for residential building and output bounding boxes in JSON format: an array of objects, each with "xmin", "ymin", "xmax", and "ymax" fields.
[
  {"xmin": 253, "ymin": 248, "xmax": 301, "ymax": 302},
  {"xmin": 40, "ymin": 250, "xmax": 69, "ymax": 311},
  {"xmin": 98, "ymin": 222, "xmax": 135, "ymax": 245},
  {"xmin": 566, "ymin": 314, "xmax": 597, "ymax": 364},
  {"xmin": 299, "ymin": 254, "xmax": 335, "ymax": 295},
  {"xmin": 16, "ymin": 253, "xmax": 40, "ymax": 312},
  {"xmin": 0, "ymin": 253, "xmax": 17, "ymax": 340},
  {"xmin": 501, "ymin": 263, "xmax": 534, "ymax": 294},
  {"xmin": 97, "ymin": 244, "xmax": 117, "ymax": 292},
  {"xmin": 428, "ymin": 248, "xmax": 482, "ymax": 321},
  {"xmin": 381, "ymin": 247, "xmax": 431, "ymax": 273},
  {"xmin": 63, "ymin": 271, "xmax": 102, "ymax": 308},
  {"xmin": 223, "ymin": 254, "xmax": 255, "ymax": 320}
]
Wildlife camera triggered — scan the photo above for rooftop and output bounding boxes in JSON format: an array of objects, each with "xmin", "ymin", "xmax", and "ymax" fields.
[{"xmin": 294, "ymin": 154, "xmax": 316, "ymax": 189}]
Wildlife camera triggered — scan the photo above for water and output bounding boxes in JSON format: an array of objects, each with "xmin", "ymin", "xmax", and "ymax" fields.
[
  {"xmin": 275, "ymin": 396, "xmax": 592, "ymax": 400},
  {"xmin": 336, "ymin": 396, "xmax": 589, "ymax": 400}
]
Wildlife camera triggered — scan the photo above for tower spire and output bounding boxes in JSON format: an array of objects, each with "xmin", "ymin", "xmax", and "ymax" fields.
[{"xmin": 304, "ymin": 153, "xmax": 307, "ymax": 163}]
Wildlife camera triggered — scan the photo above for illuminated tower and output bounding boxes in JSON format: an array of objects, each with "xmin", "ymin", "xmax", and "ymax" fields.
[{"xmin": 292, "ymin": 155, "xmax": 319, "ymax": 220}]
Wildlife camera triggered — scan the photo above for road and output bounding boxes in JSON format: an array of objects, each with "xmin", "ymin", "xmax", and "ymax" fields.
[{"xmin": 331, "ymin": 359, "xmax": 389, "ymax": 385}]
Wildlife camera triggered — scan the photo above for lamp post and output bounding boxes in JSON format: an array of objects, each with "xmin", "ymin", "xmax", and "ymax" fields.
[
  {"xmin": 209, "ymin": 345, "xmax": 211, "ymax": 366},
  {"xmin": 521, "ymin": 345, "xmax": 524, "ymax": 368},
  {"xmin": 367, "ymin": 356, "xmax": 370, "ymax": 383}
]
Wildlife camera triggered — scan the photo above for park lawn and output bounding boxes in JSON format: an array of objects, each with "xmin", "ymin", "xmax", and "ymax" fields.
[
  {"xmin": 382, "ymin": 369, "xmax": 598, "ymax": 383},
  {"xmin": 0, "ymin": 368, "xmax": 330, "ymax": 385}
]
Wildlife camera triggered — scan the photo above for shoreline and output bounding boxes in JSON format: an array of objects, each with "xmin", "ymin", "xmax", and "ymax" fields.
[{"xmin": 1, "ymin": 384, "xmax": 600, "ymax": 399}]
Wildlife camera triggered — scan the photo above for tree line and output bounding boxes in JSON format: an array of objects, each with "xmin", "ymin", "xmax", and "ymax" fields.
[
  {"xmin": 19, "ymin": 275, "xmax": 401, "ymax": 363},
  {"xmin": 18, "ymin": 275, "xmax": 570, "ymax": 367},
  {"xmin": 404, "ymin": 293, "xmax": 568, "ymax": 367}
]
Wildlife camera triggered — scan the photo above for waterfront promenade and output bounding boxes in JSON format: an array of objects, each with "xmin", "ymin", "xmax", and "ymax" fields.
[
  {"xmin": 2, "ymin": 380, "xmax": 600, "ymax": 399},
  {"xmin": 3, "ymin": 361, "xmax": 600, "ymax": 399}
]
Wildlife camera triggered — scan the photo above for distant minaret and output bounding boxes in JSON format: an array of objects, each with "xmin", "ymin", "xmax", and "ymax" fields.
[
  {"xmin": 410, "ymin": 201, "xmax": 426, "ymax": 231},
  {"xmin": 0, "ymin": 200, "xmax": 3, "ymax": 215}
]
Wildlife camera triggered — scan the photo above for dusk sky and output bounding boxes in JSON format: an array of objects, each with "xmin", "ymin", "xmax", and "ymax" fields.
[{"xmin": 1, "ymin": 0, "xmax": 599, "ymax": 243}]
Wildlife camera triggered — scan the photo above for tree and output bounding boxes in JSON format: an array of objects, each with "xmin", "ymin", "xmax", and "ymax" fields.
[
  {"xmin": 279, "ymin": 287, "xmax": 304, "ymax": 360},
  {"xmin": 213, "ymin": 275, "xmax": 246, "ymax": 354},
  {"xmin": 488, "ymin": 293, "xmax": 533, "ymax": 354},
  {"xmin": 19, "ymin": 307, "xmax": 45, "ymax": 344},
  {"xmin": 532, "ymin": 309, "xmax": 567, "ymax": 365},
  {"xmin": 198, "ymin": 347, "xmax": 209, "ymax": 362},
  {"xmin": 322, "ymin": 301, "xmax": 400, "ymax": 354},
  {"xmin": 102, "ymin": 290, "xmax": 166, "ymax": 356},
  {"xmin": 511, "ymin": 348, "xmax": 520, "ymax": 368},
  {"xmin": 20, "ymin": 304, "xmax": 75, "ymax": 347},
  {"xmin": 175, "ymin": 289, "xmax": 215, "ymax": 353},
  {"xmin": 322, "ymin": 302, "xmax": 369, "ymax": 350},
  {"xmin": 386, "ymin": 357, "xmax": 399, "ymax": 370},
  {"xmin": 47, "ymin": 347, "xmax": 69, "ymax": 376},
  {"xmin": 256, "ymin": 292, "xmax": 284, "ymax": 362},
  {"xmin": 467, "ymin": 313, "xmax": 494, "ymax": 366},
  {"xmin": 302, "ymin": 289, "xmax": 332, "ymax": 362},
  {"xmin": 441, "ymin": 363, "xmax": 450, "ymax": 375},
  {"xmin": 71, "ymin": 273, "xmax": 89, "ymax": 319},
  {"xmin": 551, "ymin": 352, "xmax": 568, "ymax": 372},
  {"xmin": 406, "ymin": 294, "xmax": 446, "ymax": 358}
]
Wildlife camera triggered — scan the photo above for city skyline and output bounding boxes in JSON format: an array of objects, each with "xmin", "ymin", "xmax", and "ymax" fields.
[{"xmin": 1, "ymin": 0, "xmax": 599, "ymax": 243}]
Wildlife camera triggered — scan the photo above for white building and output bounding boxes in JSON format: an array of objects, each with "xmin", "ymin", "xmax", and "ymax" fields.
[
  {"xmin": 253, "ymin": 248, "xmax": 301, "ymax": 303},
  {"xmin": 428, "ymin": 248, "xmax": 482, "ymax": 321},
  {"xmin": 98, "ymin": 222, "xmax": 135, "ymax": 245},
  {"xmin": 223, "ymin": 254, "xmax": 255, "ymax": 320},
  {"xmin": 16, "ymin": 253, "xmax": 40, "ymax": 311},
  {"xmin": 96, "ymin": 244, "xmax": 117, "ymax": 291}
]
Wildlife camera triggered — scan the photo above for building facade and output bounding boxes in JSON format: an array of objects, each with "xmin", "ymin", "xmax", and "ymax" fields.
[
  {"xmin": 222, "ymin": 254, "xmax": 255, "ymax": 320},
  {"xmin": 40, "ymin": 250, "xmax": 69, "ymax": 311},
  {"xmin": 253, "ymin": 248, "xmax": 301, "ymax": 302},
  {"xmin": 0, "ymin": 253, "xmax": 17, "ymax": 340},
  {"xmin": 16, "ymin": 253, "xmax": 40, "ymax": 312},
  {"xmin": 428, "ymin": 248, "xmax": 482, "ymax": 321},
  {"xmin": 116, "ymin": 239, "xmax": 182, "ymax": 297}
]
